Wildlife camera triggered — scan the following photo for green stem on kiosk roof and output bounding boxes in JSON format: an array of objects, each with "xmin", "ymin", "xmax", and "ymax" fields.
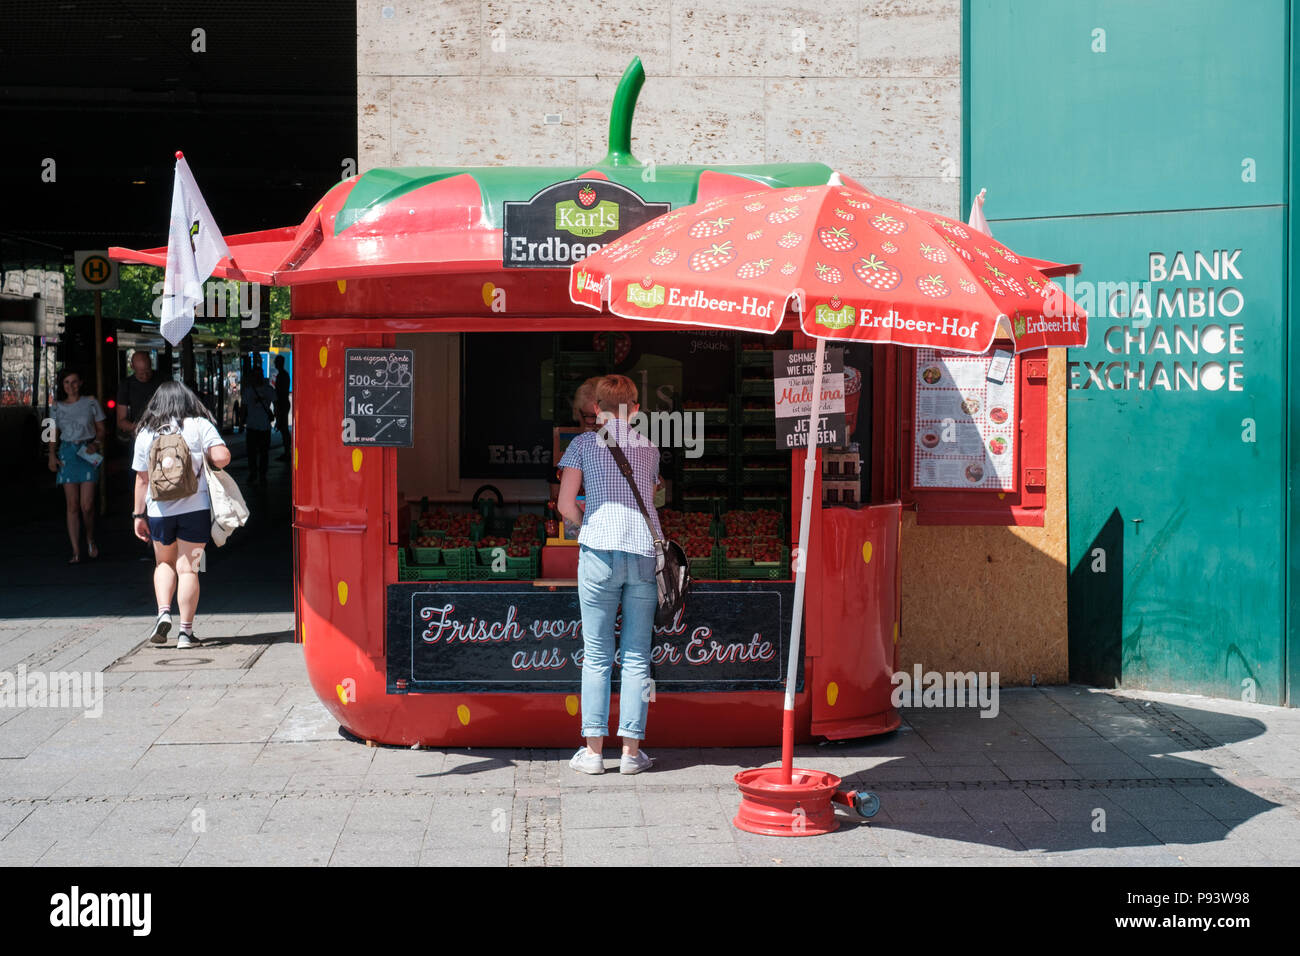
[{"xmin": 604, "ymin": 57, "xmax": 644, "ymax": 168}]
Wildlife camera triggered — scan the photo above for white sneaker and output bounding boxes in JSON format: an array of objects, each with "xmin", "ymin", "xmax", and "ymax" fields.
[
  {"xmin": 620, "ymin": 750, "xmax": 654, "ymax": 775},
  {"xmin": 569, "ymin": 746, "xmax": 605, "ymax": 775},
  {"xmin": 149, "ymin": 612, "xmax": 171, "ymax": 645},
  {"xmin": 176, "ymin": 631, "xmax": 201, "ymax": 649}
]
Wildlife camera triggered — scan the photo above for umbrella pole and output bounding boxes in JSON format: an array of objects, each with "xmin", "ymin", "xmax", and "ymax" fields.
[{"xmin": 781, "ymin": 336, "xmax": 826, "ymax": 785}]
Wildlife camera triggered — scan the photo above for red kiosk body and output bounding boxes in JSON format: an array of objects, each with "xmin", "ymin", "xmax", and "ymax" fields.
[{"xmin": 286, "ymin": 272, "xmax": 901, "ymax": 747}]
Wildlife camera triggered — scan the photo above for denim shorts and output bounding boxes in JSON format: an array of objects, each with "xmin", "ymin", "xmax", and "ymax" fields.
[{"xmin": 147, "ymin": 510, "xmax": 211, "ymax": 545}]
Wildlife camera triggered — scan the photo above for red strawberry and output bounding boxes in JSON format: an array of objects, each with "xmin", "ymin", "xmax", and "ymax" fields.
[
  {"xmin": 640, "ymin": 275, "xmax": 655, "ymax": 290},
  {"xmin": 649, "ymin": 247, "xmax": 678, "ymax": 267},
  {"xmin": 1026, "ymin": 276, "xmax": 1042, "ymax": 292},
  {"xmin": 973, "ymin": 246, "xmax": 990, "ymax": 258},
  {"xmin": 647, "ymin": 210, "xmax": 685, "ymax": 231},
  {"xmin": 814, "ymin": 261, "xmax": 843, "ymax": 284},
  {"xmin": 688, "ymin": 216, "xmax": 734, "ymax": 240},
  {"xmin": 779, "ymin": 261, "xmax": 797, "ymax": 275},
  {"xmin": 786, "ymin": 192, "xmax": 809, "ymax": 202},
  {"xmin": 744, "ymin": 201, "xmax": 766, "ymax": 213},
  {"xmin": 577, "ymin": 184, "xmax": 597, "ymax": 208},
  {"xmin": 766, "ymin": 207, "xmax": 800, "ymax": 225},
  {"xmin": 994, "ymin": 246, "xmax": 1021, "ymax": 264},
  {"xmin": 916, "ymin": 274, "xmax": 949, "ymax": 298},
  {"xmin": 735, "ymin": 257, "xmax": 773, "ymax": 279},
  {"xmin": 919, "ymin": 243, "xmax": 947, "ymax": 264},
  {"xmin": 958, "ymin": 278, "xmax": 978, "ymax": 294},
  {"xmin": 834, "ymin": 207, "xmax": 854, "ymax": 221},
  {"xmin": 870, "ymin": 213, "xmax": 906, "ymax": 236},
  {"xmin": 842, "ymin": 195, "xmax": 871, "ymax": 210},
  {"xmin": 934, "ymin": 218, "xmax": 970, "ymax": 239},
  {"xmin": 777, "ymin": 231, "xmax": 803, "ymax": 249},
  {"xmin": 943, "ymin": 236, "xmax": 972, "ymax": 260},
  {"xmin": 689, "ymin": 241, "xmax": 737, "ymax": 273},
  {"xmin": 852, "ymin": 255, "xmax": 901, "ymax": 291},
  {"xmin": 745, "ymin": 229, "xmax": 764, "ymax": 241},
  {"xmin": 980, "ymin": 276, "xmax": 1006, "ymax": 296},
  {"xmin": 880, "ymin": 240, "xmax": 898, "ymax": 254},
  {"xmin": 1001, "ymin": 275, "xmax": 1026, "ymax": 296},
  {"xmin": 817, "ymin": 226, "xmax": 857, "ymax": 253},
  {"xmin": 829, "ymin": 294, "xmax": 843, "ymax": 310}
]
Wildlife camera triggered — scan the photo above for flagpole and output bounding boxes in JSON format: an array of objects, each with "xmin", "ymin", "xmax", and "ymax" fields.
[{"xmin": 781, "ymin": 335, "xmax": 826, "ymax": 785}]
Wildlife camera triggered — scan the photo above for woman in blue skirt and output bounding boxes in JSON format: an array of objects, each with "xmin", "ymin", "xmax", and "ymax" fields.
[{"xmin": 46, "ymin": 368, "xmax": 106, "ymax": 563}]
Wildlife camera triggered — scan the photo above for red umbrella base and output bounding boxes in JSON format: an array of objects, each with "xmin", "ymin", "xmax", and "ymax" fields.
[{"xmin": 733, "ymin": 767, "xmax": 842, "ymax": 837}]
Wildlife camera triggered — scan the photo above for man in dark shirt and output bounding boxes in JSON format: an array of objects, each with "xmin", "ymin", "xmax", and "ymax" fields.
[
  {"xmin": 116, "ymin": 350, "xmax": 160, "ymax": 439},
  {"xmin": 273, "ymin": 352, "xmax": 291, "ymax": 459}
]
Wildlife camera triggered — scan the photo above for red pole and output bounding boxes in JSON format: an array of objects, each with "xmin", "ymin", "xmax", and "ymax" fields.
[{"xmin": 780, "ymin": 336, "xmax": 826, "ymax": 784}]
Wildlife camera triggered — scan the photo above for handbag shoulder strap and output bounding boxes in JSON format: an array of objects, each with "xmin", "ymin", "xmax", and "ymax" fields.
[{"xmin": 604, "ymin": 432, "xmax": 662, "ymax": 547}]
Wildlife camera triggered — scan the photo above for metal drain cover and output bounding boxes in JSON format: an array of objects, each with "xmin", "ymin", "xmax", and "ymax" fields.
[{"xmin": 108, "ymin": 633, "xmax": 279, "ymax": 672}]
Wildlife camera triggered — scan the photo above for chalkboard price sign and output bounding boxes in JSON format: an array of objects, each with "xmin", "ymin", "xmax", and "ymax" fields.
[
  {"xmin": 344, "ymin": 348, "xmax": 414, "ymax": 447},
  {"xmin": 386, "ymin": 581, "xmax": 800, "ymax": 693}
]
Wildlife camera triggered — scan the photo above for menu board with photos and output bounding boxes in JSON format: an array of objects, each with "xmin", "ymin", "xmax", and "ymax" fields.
[{"xmin": 912, "ymin": 348, "xmax": 1016, "ymax": 491}]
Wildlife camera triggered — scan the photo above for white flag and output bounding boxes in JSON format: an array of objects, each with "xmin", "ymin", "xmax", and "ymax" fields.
[
  {"xmin": 968, "ymin": 187, "xmax": 992, "ymax": 237},
  {"xmin": 161, "ymin": 155, "xmax": 231, "ymax": 346}
]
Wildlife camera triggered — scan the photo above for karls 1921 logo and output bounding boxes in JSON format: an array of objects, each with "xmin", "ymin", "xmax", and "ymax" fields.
[
  {"xmin": 814, "ymin": 297, "xmax": 855, "ymax": 329},
  {"xmin": 504, "ymin": 180, "xmax": 669, "ymax": 269},
  {"xmin": 625, "ymin": 278, "xmax": 665, "ymax": 309}
]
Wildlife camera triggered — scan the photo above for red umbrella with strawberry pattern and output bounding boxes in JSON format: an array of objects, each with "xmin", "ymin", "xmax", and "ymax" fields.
[
  {"xmin": 570, "ymin": 177, "xmax": 1087, "ymax": 353},
  {"xmin": 569, "ymin": 175, "xmax": 1086, "ymax": 830}
]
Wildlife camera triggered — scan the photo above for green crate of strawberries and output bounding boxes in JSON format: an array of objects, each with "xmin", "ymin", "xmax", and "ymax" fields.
[{"xmin": 475, "ymin": 535, "xmax": 510, "ymax": 565}]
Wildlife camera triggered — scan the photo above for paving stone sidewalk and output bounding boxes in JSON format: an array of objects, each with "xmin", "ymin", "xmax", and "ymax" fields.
[
  {"xmin": 2, "ymin": 446, "xmax": 1299, "ymax": 865},
  {"xmin": 2, "ymin": 613, "xmax": 1298, "ymax": 866}
]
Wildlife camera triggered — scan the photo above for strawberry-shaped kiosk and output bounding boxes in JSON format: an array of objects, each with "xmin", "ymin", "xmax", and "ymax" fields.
[{"xmin": 109, "ymin": 60, "xmax": 1081, "ymax": 775}]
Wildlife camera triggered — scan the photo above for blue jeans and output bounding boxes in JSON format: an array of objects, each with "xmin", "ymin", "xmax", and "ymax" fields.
[{"xmin": 576, "ymin": 545, "xmax": 657, "ymax": 740}]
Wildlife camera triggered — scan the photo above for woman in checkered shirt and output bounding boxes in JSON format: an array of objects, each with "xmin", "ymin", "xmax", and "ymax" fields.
[{"xmin": 557, "ymin": 375, "xmax": 662, "ymax": 776}]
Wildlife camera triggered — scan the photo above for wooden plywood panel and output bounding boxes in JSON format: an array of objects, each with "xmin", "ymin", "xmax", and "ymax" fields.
[{"xmin": 898, "ymin": 349, "xmax": 1068, "ymax": 683}]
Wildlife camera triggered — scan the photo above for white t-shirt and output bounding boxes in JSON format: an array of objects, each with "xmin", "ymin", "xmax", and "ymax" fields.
[
  {"xmin": 132, "ymin": 417, "xmax": 225, "ymax": 517},
  {"xmin": 53, "ymin": 396, "xmax": 105, "ymax": 442}
]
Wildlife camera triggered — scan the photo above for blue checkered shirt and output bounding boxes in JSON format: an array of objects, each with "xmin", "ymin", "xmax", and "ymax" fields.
[{"xmin": 557, "ymin": 418, "xmax": 663, "ymax": 557}]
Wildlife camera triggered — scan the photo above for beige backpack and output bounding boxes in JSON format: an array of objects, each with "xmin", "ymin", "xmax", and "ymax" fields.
[{"xmin": 148, "ymin": 423, "xmax": 199, "ymax": 501}]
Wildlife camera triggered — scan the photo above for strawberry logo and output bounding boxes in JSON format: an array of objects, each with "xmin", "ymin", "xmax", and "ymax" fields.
[
  {"xmin": 777, "ymin": 231, "xmax": 803, "ymax": 249},
  {"xmin": 817, "ymin": 226, "xmax": 857, "ymax": 253},
  {"xmin": 766, "ymin": 207, "xmax": 800, "ymax": 225},
  {"xmin": 994, "ymin": 246, "xmax": 1020, "ymax": 264},
  {"xmin": 834, "ymin": 207, "xmax": 854, "ymax": 221},
  {"xmin": 814, "ymin": 261, "xmax": 843, "ymax": 284},
  {"xmin": 1001, "ymin": 274, "xmax": 1026, "ymax": 296},
  {"xmin": 958, "ymin": 278, "xmax": 978, "ymax": 294},
  {"xmin": 942, "ymin": 235, "xmax": 972, "ymax": 260},
  {"xmin": 688, "ymin": 216, "xmax": 735, "ymax": 240},
  {"xmin": 641, "ymin": 275, "xmax": 655, "ymax": 290},
  {"xmin": 780, "ymin": 261, "xmax": 797, "ymax": 275},
  {"xmin": 649, "ymin": 247, "xmax": 678, "ymax": 267},
  {"xmin": 919, "ymin": 243, "xmax": 947, "ymax": 264},
  {"xmin": 916, "ymin": 274, "xmax": 950, "ymax": 298},
  {"xmin": 934, "ymin": 218, "xmax": 970, "ymax": 239},
  {"xmin": 735, "ymin": 257, "xmax": 773, "ymax": 279},
  {"xmin": 980, "ymin": 276, "xmax": 1006, "ymax": 296},
  {"xmin": 870, "ymin": 213, "xmax": 906, "ymax": 236},
  {"xmin": 688, "ymin": 241, "xmax": 737, "ymax": 273},
  {"xmin": 843, "ymin": 196, "xmax": 871, "ymax": 210},
  {"xmin": 829, "ymin": 294, "xmax": 843, "ymax": 310},
  {"xmin": 786, "ymin": 192, "xmax": 808, "ymax": 202},
  {"xmin": 880, "ymin": 240, "xmax": 898, "ymax": 254},
  {"xmin": 851, "ymin": 255, "xmax": 901, "ymax": 291},
  {"xmin": 745, "ymin": 229, "xmax": 764, "ymax": 241},
  {"xmin": 1026, "ymin": 276, "xmax": 1042, "ymax": 292},
  {"xmin": 577, "ymin": 184, "xmax": 597, "ymax": 208},
  {"xmin": 744, "ymin": 201, "xmax": 766, "ymax": 213}
]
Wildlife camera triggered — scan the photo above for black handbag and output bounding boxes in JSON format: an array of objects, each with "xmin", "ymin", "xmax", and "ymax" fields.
[{"xmin": 605, "ymin": 440, "xmax": 691, "ymax": 627}]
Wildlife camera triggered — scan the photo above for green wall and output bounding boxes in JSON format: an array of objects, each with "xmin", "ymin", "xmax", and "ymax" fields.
[{"xmin": 967, "ymin": 0, "xmax": 1294, "ymax": 703}]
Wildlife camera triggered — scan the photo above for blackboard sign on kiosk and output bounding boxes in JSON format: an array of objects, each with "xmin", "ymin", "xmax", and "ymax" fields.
[{"xmin": 343, "ymin": 348, "xmax": 414, "ymax": 447}]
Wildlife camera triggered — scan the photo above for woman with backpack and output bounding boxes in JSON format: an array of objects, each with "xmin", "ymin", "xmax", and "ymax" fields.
[{"xmin": 131, "ymin": 381, "xmax": 231, "ymax": 648}]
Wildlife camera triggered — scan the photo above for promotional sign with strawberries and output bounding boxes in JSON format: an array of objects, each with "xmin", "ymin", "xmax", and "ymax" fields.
[
  {"xmin": 570, "ymin": 180, "xmax": 1088, "ymax": 353},
  {"xmin": 772, "ymin": 348, "xmax": 846, "ymax": 449}
]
